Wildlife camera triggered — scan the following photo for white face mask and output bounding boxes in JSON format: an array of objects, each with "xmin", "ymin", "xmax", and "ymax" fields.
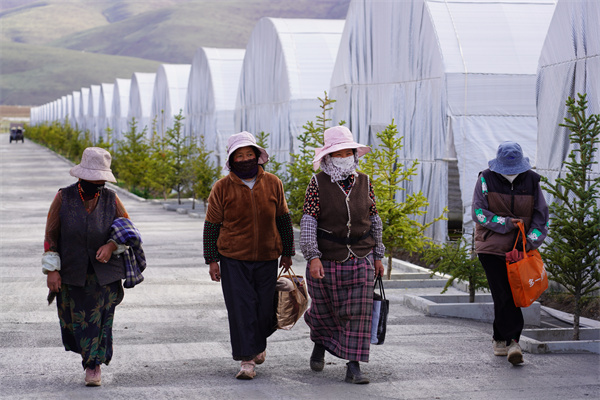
[{"xmin": 331, "ymin": 155, "xmax": 356, "ymax": 170}]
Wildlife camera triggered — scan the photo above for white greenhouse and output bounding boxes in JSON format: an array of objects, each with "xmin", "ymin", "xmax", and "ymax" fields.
[
  {"xmin": 98, "ymin": 83, "xmax": 114, "ymax": 142},
  {"xmin": 330, "ymin": 0, "xmax": 556, "ymax": 242},
  {"xmin": 151, "ymin": 64, "xmax": 191, "ymax": 136},
  {"xmin": 128, "ymin": 72, "xmax": 156, "ymax": 138},
  {"xmin": 536, "ymin": 0, "xmax": 600, "ymax": 200},
  {"xmin": 71, "ymin": 91, "xmax": 81, "ymax": 130},
  {"xmin": 235, "ymin": 17, "xmax": 345, "ymax": 163},
  {"xmin": 87, "ymin": 85, "xmax": 101, "ymax": 142},
  {"xmin": 111, "ymin": 78, "xmax": 132, "ymax": 142},
  {"xmin": 78, "ymin": 87, "xmax": 90, "ymax": 133},
  {"xmin": 185, "ymin": 47, "xmax": 245, "ymax": 167}
]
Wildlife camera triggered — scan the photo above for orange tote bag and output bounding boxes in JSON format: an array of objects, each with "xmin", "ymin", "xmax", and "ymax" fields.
[{"xmin": 506, "ymin": 221, "xmax": 548, "ymax": 308}]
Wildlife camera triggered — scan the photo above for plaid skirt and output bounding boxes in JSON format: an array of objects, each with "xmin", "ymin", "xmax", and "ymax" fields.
[
  {"xmin": 56, "ymin": 266, "xmax": 124, "ymax": 369},
  {"xmin": 304, "ymin": 254, "xmax": 375, "ymax": 362}
]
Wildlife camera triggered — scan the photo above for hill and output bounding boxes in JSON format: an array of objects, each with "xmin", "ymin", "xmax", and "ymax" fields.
[
  {"xmin": 0, "ymin": 0, "xmax": 350, "ymax": 106},
  {"xmin": 0, "ymin": 41, "xmax": 160, "ymax": 106}
]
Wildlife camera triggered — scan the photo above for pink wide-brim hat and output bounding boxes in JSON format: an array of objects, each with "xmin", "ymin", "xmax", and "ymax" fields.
[
  {"xmin": 225, "ymin": 131, "xmax": 269, "ymax": 170},
  {"xmin": 312, "ymin": 126, "xmax": 370, "ymax": 171},
  {"xmin": 69, "ymin": 147, "xmax": 116, "ymax": 182}
]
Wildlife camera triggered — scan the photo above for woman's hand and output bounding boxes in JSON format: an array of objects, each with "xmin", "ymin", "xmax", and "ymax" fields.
[
  {"xmin": 279, "ymin": 256, "xmax": 293, "ymax": 272},
  {"xmin": 47, "ymin": 270, "xmax": 61, "ymax": 292},
  {"xmin": 96, "ymin": 242, "xmax": 117, "ymax": 264},
  {"xmin": 309, "ymin": 258, "xmax": 325, "ymax": 279},
  {"xmin": 209, "ymin": 262, "xmax": 221, "ymax": 282},
  {"xmin": 374, "ymin": 259, "xmax": 385, "ymax": 277}
]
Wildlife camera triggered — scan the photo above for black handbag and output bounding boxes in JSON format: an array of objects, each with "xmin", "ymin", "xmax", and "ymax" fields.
[{"xmin": 371, "ymin": 275, "xmax": 389, "ymax": 345}]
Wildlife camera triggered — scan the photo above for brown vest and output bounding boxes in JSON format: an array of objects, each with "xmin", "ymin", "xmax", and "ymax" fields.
[
  {"xmin": 316, "ymin": 171, "xmax": 376, "ymax": 261},
  {"xmin": 59, "ymin": 183, "xmax": 124, "ymax": 286}
]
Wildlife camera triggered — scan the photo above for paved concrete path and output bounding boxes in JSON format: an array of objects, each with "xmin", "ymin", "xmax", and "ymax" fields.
[{"xmin": 1, "ymin": 134, "xmax": 599, "ymax": 399}]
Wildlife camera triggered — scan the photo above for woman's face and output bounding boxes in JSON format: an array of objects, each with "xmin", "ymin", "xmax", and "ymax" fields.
[
  {"xmin": 232, "ymin": 146, "xmax": 257, "ymax": 162},
  {"xmin": 330, "ymin": 148, "xmax": 354, "ymax": 158}
]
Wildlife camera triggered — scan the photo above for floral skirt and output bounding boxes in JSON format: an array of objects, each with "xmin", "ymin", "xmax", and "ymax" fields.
[{"xmin": 56, "ymin": 267, "xmax": 124, "ymax": 369}]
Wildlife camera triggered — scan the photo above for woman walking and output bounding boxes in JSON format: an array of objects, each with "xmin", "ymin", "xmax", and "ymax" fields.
[
  {"xmin": 300, "ymin": 126, "xmax": 385, "ymax": 384},
  {"xmin": 43, "ymin": 147, "xmax": 129, "ymax": 386},
  {"xmin": 472, "ymin": 141, "xmax": 549, "ymax": 365},
  {"xmin": 203, "ymin": 131, "xmax": 295, "ymax": 380}
]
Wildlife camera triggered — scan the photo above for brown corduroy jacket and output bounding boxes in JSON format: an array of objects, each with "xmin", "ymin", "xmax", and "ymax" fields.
[{"xmin": 205, "ymin": 167, "xmax": 289, "ymax": 261}]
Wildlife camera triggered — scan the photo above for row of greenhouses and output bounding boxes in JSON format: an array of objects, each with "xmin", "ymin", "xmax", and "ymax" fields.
[{"xmin": 29, "ymin": 0, "xmax": 599, "ymax": 242}]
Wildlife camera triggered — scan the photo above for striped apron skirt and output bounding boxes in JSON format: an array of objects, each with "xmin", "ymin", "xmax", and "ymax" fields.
[{"xmin": 304, "ymin": 253, "xmax": 374, "ymax": 362}]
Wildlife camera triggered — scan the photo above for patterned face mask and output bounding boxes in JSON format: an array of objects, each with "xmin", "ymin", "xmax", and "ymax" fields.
[
  {"xmin": 331, "ymin": 155, "xmax": 356, "ymax": 170},
  {"xmin": 321, "ymin": 153, "xmax": 359, "ymax": 182}
]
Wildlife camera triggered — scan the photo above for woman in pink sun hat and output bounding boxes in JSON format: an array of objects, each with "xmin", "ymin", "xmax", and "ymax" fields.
[
  {"xmin": 203, "ymin": 131, "xmax": 295, "ymax": 380},
  {"xmin": 300, "ymin": 126, "xmax": 385, "ymax": 384}
]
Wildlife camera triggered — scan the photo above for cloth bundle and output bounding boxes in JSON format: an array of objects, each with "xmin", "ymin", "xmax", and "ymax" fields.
[{"xmin": 110, "ymin": 217, "xmax": 146, "ymax": 289}]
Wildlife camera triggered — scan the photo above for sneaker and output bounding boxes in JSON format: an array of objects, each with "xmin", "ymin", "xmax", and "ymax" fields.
[
  {"xmin": 235, "ymin": 360, "xmax": 256, "ymax": 380},
  {"xmin": 253, "ymin": 351, "xmax": 266, "ymax": 365},
  {"xmin": 507, "ymin": 340, "xmax": 524, "ymax": 365},
  {"xmin": 493, "ymin": 340, "xmax": 508, "ymax": 356},
  {"xmin": 84, "ymin": 365, "xmax": 101, "ymax": 386}
]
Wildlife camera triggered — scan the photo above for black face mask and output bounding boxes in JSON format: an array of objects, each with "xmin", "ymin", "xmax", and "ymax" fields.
[
  {"xmin": 231, "ymin": 158, "xmax": 259, "ymax": 179},
  {"xmin": 79, "ymin": 180, "xmax": 105, "ymax": 195}
]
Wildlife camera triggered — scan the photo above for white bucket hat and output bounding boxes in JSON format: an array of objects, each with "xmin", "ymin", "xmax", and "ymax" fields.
[
  {"xmin": 225, "ymin": 131, "xmax": 269, "ymax": 170},
  {"xmin": 69, "ymin": 147, "xmax": 117, "ymax": 183},
  {"xmin": 313, "ymin": 126, "xmax": 370, "ymax": 171}
]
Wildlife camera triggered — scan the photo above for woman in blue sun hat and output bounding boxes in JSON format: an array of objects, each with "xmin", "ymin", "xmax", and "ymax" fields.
[{"xmin": 472, "ymin": 141, "xmax": 549, "ymax": 365}]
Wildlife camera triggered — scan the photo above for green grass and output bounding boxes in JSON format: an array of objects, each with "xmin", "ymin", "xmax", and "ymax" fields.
[{"xmin": 0, "ymin": 41, "xmax": 160, "ymax": 105}]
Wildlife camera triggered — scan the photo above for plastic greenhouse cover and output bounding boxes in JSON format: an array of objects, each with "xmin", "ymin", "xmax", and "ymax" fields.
[
  {"xmin": 78, "ymin": 88, "xmax": 90, "ymax": 133},
  {"xmin": 98, "ymin": 83, "xmax": 114, "ymax": 141},
  {"xmin": 185, "ymin": 47, "xmax": 245, "ymax": 168},
  {"xmin": 111, "ymin": 78, "xmax": 132, "ymax": 141},
  {"xmin": 152, "ymin": 64, "xmax": 191, "ymax": 136},
  {"xmin": 87, "ymin": 85, "xmax": 101, "ymax": 142},
  {"xmin": 330, "ymin": 0, "xmax": 556, "ymax": 242},
  {"xmin": 536, "ymin": 0, "xmax": 600, "ymax": 207},
  {"xmin": 71, "ymin": 91, "xmax": 81, "ymax": 129},
  {"xmin": 235, "ymin": 17, "xmax": 345, "ymax": 163},
  {"xmin": 128, "ymin": 72, "xmax": 156, "ymax": 138}
]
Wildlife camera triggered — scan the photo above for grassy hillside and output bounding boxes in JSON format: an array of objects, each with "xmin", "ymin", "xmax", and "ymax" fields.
[
  {"xmin": 0, "ymin": 41, "xmax": 160, "ymax": 105},
  {"xmin": 51, "ymin": 0, "xmax": 351, "ymax": 63},
  {"xmin": 0, "ymin": 0, "xmax": 350, "ymax": 105}
]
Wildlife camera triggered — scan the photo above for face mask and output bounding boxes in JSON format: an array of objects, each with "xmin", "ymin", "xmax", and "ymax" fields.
[
  {"xmin": 80, "ymin": 180, "xmax": 104, "ymax": 195},
  {"xmin": 331, "ymin": 155, "xmax": 356, "ymax": 170},
  {"xmin": 231, "ymin": 158, "xmax": 259, "ymax": 179}
]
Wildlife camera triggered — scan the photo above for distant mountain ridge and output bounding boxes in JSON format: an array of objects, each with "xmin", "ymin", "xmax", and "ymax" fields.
[{"xmin": 0, "ymin": 0, "xmax": 350, "ymax": 105}]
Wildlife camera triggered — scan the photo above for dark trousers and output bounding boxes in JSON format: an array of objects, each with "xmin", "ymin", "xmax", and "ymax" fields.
[
  {"xmin": 479, "ymin": 253, "xmax": 524, "ymax": 344},
  {"xmin": 219, "ymin": 255, "xmax": 278, "ymax": 361}
]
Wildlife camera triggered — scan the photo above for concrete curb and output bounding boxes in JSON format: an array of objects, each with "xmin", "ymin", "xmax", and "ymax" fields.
[
  {"xmin": 403, "ymin": 293, "xmax": 541, "ymax": 326},
  {"xmin": 520, "ymin": 328, "xmax": 600, "ymax": 354}
]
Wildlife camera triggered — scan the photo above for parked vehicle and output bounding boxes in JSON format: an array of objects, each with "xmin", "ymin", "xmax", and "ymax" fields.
[{"xmin": 9, "ymin": 123, "xmax": 24, "ymax": 143}]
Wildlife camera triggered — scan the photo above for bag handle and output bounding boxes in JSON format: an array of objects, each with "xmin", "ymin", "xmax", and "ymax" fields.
[
  {"xmin": 511, "ymin": 221, "xmax": 530, "ymax": 260},
  {"xmin": 375, "ymin": 275, "xmax": 386, "ymax": 300},
  {"xmin": 278, "ymin": 266, "xmax": 300, "ymax": 290}
]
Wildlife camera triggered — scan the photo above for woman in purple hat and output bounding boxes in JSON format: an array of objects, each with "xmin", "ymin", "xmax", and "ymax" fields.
[
  {"xmin": 300, "ymin": 126, "xmax": 385, "ymax": 384},
  {"xmin": 472, "ymin": 141, "xmax": 549, "ymax": 365},
  {"xmin": 42, "ymin": 147, "xmax": 129, "ymax": 386},
  {"xmin": 203, "ymin": 131, "xmax": 295, "ymax": 380}
]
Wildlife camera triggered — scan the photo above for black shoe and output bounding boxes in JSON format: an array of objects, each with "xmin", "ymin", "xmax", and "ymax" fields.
[
  {"xmin": 345, "ymin": 361, "xmax": 369, "ymax": 384},
  {"xmin": 310, "ymin": 343, "xmax": 326, "ymax": 371}
]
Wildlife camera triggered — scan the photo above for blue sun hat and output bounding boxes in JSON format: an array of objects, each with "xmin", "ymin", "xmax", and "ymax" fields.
[{"xmin": 488, "ymin": 141, "xmax": 531, "ymax": 175}]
